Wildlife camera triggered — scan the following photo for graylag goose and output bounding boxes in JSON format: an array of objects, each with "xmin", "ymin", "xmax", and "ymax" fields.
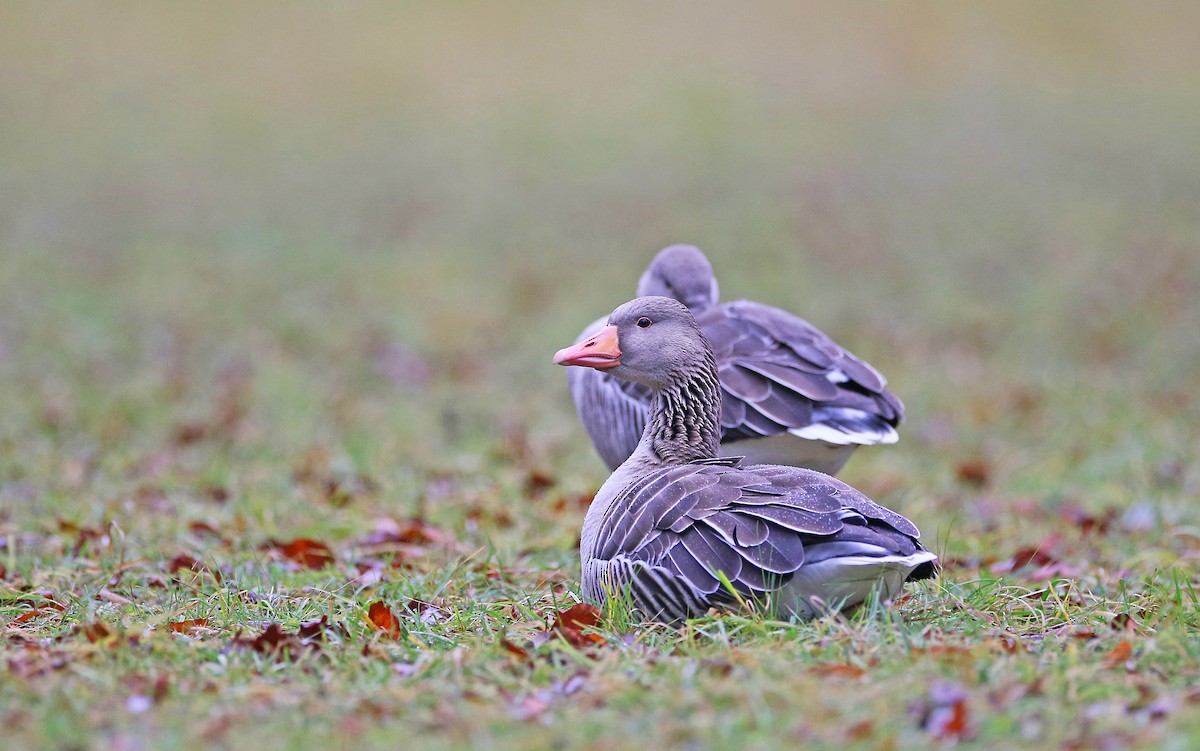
[
  {"xmin": 566, "ymin": 245, "xmax": 904, "ymax": 475},
  {"xmin": 554, "ymin": 296, "xmax": 937, "ymax": 623}
]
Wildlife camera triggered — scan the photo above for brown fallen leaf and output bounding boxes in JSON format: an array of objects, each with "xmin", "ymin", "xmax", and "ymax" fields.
[
  {"xmin": 1057, "ymin": 500, "xmax": 1116, "ymax": 536},
  {"xmin": 233, "ymin": 623, "xmax": 314, "ymax": 659},
  {"xmin": 525, "ymin": 470, "xmax": 556, "ymax": 497},
  {"xmin": 1103, "ymin": 640, "xmax": 1133, "ymax": 669},
  {"xmin": 500, "ymin": 636, "xmax": 532, "ymax": 664},
  {"xmin": 262, "ymin": 538, "xmax": 335, "ymax": 569},
  {"xmin": 79, "ymin": 621, "xmax": 113, "ymax": 643},
  {"xmin": 297, "ymin": 615, "xmax": 346, "ymax": 643},
  {"xmin": 955, "ymin": 459, "xmax": 991, "ymax": 488},
  {"xmin": 366, "ymin": 601, "xmax": 402, "ymax": 638},
  {"xmin": 360, "ymin": 517, "xmax": 455, "ymax": 547},
  {"xmin": 167, "ymin": 554, "xmax": 222, "ymax": 582},
  {"xmin": 10, "ymin": 598, "xmax": 67, "ymax": 626},
  {"xmin": 58, "ymin": 520, "xmax": 110, "ymax": 556},
  {"xmin": 913, "ymin": 681, "xmax": 974, "ymax": 741},
  {"xmin": 188, "ymin": 520, "xmax": 228, "ymax": 541},
  {"xmin": 810, "ymin": 663, "xmax": 866, "ymax": 679},
  {"xmin": 166, "ymin": 618, "xmax": 211, "ymax": 635},
  {"xmin": 551, "ymin": 603, "xmax": 604, "ymax": 650},
  {"xmin": 1110, "ymin": 613, "xmax": 1139, "ymax": 633}
]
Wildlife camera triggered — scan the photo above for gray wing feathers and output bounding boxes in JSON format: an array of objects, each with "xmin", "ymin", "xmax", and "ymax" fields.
[
  {"xmin": 588, "ymin": 463, "xmax": 933, "ymax": 622},
  {"xmin": 698, "ymin": 300, "xmax": 905, "ymax": 446}
]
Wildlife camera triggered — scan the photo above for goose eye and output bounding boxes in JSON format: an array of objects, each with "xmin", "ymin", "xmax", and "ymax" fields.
[{"xmin": 636, "ymin": 317, "xmax": 652, "ymax": 328}]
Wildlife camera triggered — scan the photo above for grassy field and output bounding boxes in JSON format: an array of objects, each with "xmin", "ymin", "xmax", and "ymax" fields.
[{"xmin": 2, "ymin": 3, "xmax": 1199, "ymax": 749}]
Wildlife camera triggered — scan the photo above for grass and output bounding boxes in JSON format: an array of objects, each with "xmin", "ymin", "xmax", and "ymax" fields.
[{"xmin": 2, "ymin": 2, "xmax": 1199, "ymax": 749}]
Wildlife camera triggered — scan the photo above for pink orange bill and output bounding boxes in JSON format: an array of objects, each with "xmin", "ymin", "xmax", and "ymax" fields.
[{"xmin": 554, "ymin": 324, "xmax": 621, "ymax": 369}]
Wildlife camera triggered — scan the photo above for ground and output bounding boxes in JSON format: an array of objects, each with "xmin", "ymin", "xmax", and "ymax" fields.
[{"xmin": 1, "ymin": 3, "xmax": 1199, "ymax": 750}]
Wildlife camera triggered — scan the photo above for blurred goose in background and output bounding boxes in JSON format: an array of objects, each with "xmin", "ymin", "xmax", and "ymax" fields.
[
  {"xmin": 554, "ymin": 296, "xmax": 936, "ymax": 623},
  {"xmin": 566, "ymin": 245, "xmax": 904, "ymax": 475}
]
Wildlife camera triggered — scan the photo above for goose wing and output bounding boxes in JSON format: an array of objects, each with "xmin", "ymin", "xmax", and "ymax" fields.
[
  {"xmin": 698, "ymin": 300, "xmax": 904, "ymax": 446},
  {"xmin": 587, "ymin": 462, "xmax": 934, "ymax": 622}
]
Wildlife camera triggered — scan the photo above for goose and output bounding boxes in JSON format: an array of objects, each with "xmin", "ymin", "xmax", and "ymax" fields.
[
  {"xmin": 554, "ymin": 296, "xmax": 937, "ymax": 623},
  {"xmin": 566, "ymin": 245, "xmax": 904, "ymax": 475}
]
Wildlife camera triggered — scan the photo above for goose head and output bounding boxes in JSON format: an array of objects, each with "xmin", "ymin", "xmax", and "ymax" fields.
[
  {"xmin": 636, "ymin": 245, "xmax": 720, "ymax": 312},
  {"xmin": 554, "ymin": 296, "xmax": 713, "ymax": 391}
]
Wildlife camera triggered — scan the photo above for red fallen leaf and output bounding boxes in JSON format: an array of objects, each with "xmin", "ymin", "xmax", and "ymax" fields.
[
  {"xmin": 989, "ymin": 537, "xmax": 1061, "ymax": 575},
  {"xmin": 172, "ymin": 422, "xmax": 208, "ymax": 446},
  {"xmin": 500, "ymin": 637, "xmax": 532, "ymax": 663},
  {"xmin": 57, "ymin": 520, "xmax": 109, "ymax": 556},
  {"xmin": 1057, "ymin": 501, "xmax": 1116, "ymax": 536},
  {"xmin": 1110, "ymin": 613, "xmax": 1139, "ymax": 633},
  {"xmin": 846, "ymin": 719, "xmax": 874, "ymax": 741},
  {"xmin": 202, "ymin": 485, "xmax": 230, "ymax": 504},
  {"xmin": 992, "ymin": 635, "xmax": 1021, "ymax": 653},
  {"xmin": 188, "ymin": 521, "xmax": 228, "ymax": 541},
  {"xmin": 525, "ymin": 470, "xmax": 555, "ymax": 497},
  {"xmin": 366, "ymin": 601, "xmax": 402, "ymax": 638},
  {"xmin": 167, "ymin": 554, "xmax": 222, "ymax": 583},
  {"xmin": 166, "ymin": 618, "xmax": 210, "ymax": 635},
  {"xmin": 551, "ymin": 603, "xmax": 604, "ymax": 649},
  {"xmin": 551, "ymin": 492, "xmax": 595, "ymax": 513},
  {"xmin": 914, "ymin": 682, "xmax": 974, "ymax": 741},
  {"xmin": 361, "ymin": 517, "xmax": 454, "ymax": 547},
  {"xmin": 1103, "ymin": 640, "xmax": 1133, "ymax": 669},
  {"xmin": 404, "ymin": 598, "xmax": 446, "ymax": 624},
  {"xmin": 262, "ymin": 538, "xmax": 335, "ymax": 569},
  {"xmin": 169, "ymin": 553, "xmax": 201, "ymax": 572},
  {"xmin": 236, "ymin": 623, "xmax": 313, "ymax": 658},
  {"xmin": 555, "ymin": 603, "xmax": 601, "ymax": 631},
  {"xmin": 810, "ymin": 663, "xmax": 866, "ymax": 678},
  {"xmin": 12, "ymin": 608, "xmax": 58, "ymax": 625},
  {"xmin": 80, "ymin": 621, "xmax": 113, "ymax": 643},
  {"xmin": 298, "ymin": 616, "xmax": 333, "ymax": 641},
  {"xmin": 954, "ymin": 459, "xmax": 991, "ymax": 488}
]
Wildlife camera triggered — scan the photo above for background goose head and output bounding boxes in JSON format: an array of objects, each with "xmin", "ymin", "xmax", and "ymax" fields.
[
  {"xmin": 555, "ymin": 296, "xmax": 713, "ymax": 391},
  {"xmin": 635, "ymin": 245, "xmax": 720, "ymax": 312}
]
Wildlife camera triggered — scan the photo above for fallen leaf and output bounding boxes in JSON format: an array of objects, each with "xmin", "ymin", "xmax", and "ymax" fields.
[
  {"xmin": 551, "ymin": 603, "xmax": 604, "ymax": 650},
  {"xmin": 1057, "ymin": 501, "xmax": 1116, "ymax": 536},
  {"xmin": 525, "ymin": 470, "xmax": 555, "ymax": 497},
  {"xmin": 955, "ymin": 459, "xmax": 991, "ymax": 488},
  {"xmin": 235, "ymin": 623, "xmax": 312, "ymax": 659},
  {"xmin": 845, "ymin": 719, "xmax": 874, "ymax": 741},
  {"xmin": 1110, "ymin": 613, "xmax": 1139, "ymax": 633},
  {"xmin": 913, "ymin": 681, "xmax": 974, "ymax": 741},
  {"xmin": 810, "ymin": 663, "xmax": 866, "ymax": 678},
  {"xmin": 500, "ymin": 637, "xmax": 532, "ymax": 663},
  {"xmin": 360, "ymin": 517, "xmax": 454, "ymax": 547},
  {"xmin": 366, "ymin": 601, "xmax": 402, "ymax": 638},
  {"xmin": 298, "ymin": 616, "xmax": 338, "ymax": 642},
  {"xmin": 167, "ymin": 554, "xmax": 222, "ymax": 582},
  {"xmin": 166, "ymin": 618, "xmax": 211, "ymax": 635},
  {"xmin": 263, "ymin": 538, "xmax": 335, "ymax": 569},
  {"xmin": 80, "ymin": 621, "xmax": 113, "ymax": 643},
  {"xmin": 1103, "ymin": 640, "xmax": 1133, "ymax": 669},
  {"xmin": 188, "ymin": 521, "xmax": 228, "ymax": 541}
]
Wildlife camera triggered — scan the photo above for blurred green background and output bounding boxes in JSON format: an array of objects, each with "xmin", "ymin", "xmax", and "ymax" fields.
[{"xmin": 2, "ymin": 1, "xmax": 1198, "ymax": 524}]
